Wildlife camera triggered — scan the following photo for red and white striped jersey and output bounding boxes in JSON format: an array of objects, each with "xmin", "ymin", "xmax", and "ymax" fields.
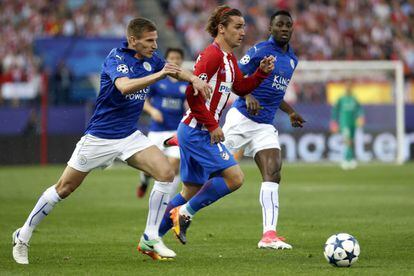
[{"xmin": 182, "ymin": 42, "xmax": 269, "ymax": 132}]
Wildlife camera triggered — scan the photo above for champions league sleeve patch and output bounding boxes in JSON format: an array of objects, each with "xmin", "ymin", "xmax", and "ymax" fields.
[
  {"xmin": 240, "ymin": 55, "xmax": 250, "ymax": 65},
  {"xmin": 198, "ymin": 73, "xmax": 208, "ymax": 81},
  {"xmin": 117, "ymin": 64, "xmax": 129, "ymax": 74}
]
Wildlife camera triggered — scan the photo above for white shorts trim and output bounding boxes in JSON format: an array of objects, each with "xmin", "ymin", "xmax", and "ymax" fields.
[
  {"xmin": 67, "ymin": 130, "xmax": 154, "ymax": 172},
  {"xmin": 147, "ymin": 130, "xmax": 180, "ymax": 159},
  {"xmin": 222, "ymin": 107, "xmax": 280, "ymax": 158}
]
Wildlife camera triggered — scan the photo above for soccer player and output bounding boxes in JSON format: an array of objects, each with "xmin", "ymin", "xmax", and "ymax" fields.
[
  {"xmin": 330, "ymin": 81, "xmax": 364, "ymax": 170},
  {"xmin": 137, "ymin": 48, "xmax": 187, "ymax": 198},
  {"xmin": 12, "ymin": 17, "xmax": 211, "ymax": 264},
  {"xmin": 159, "ymin": 5, "xmax": 275, "ymax": 245},
  {"xmin": 222, "ymin": 10, "xmax": 306, "ymax": 250}
]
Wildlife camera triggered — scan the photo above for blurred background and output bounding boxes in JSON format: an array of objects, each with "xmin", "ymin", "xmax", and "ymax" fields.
[{"xmin": 0, "ymin": 0, "xmax": 413, "ymax": 165}]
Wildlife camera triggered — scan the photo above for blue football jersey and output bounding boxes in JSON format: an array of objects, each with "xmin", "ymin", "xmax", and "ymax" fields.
[
  {"xmin": 85, "ymin": 41, "xmax": 165, "ymax": 139},
  {"xmin": 148, "ymin": 77, "xmax": 187, "ymax": 132},
  {"xmin": 233, "ymin": 36, "xmax": 298, "ymax": 124}
]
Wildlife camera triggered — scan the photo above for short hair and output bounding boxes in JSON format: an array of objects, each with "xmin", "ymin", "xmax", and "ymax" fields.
[
  {"xmin": 165, "ymin": 47, "xmax": 184, "ymax": 59},
  {"xmin": 127, "ymin": 17, "xmax": 157, "ymax": 39},
  {"xmin": 270, "ymin": 10, "xmax": 292, "ymax": 25},
  {"xmin": 206, "ymin": 5, "xmax": 243, "ymax": 38}
]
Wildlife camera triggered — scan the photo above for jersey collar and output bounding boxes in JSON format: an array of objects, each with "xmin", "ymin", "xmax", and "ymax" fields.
[
  {"xmin": 268, "ymin": 36, "xmax": 293, "ymax": 55},
  {"xmin": 120, "ymin": 41, "xmax": 138, "ymax": 55}
]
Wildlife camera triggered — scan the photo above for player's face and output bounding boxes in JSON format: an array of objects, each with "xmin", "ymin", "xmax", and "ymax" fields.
[
  {"xmin": 270, "ymin": 15, "xmax": 293, "ymax": 46},
  {"xmin": 166, "ymin": 51, "xmax": 183, "ymax": 67},
  {"xmin": 129, "ymin": 30, "xmax": 158, "ymax": 58},
  {"xmin": 221, "ymin": 16, "xmax": 245, "ymax": 49}
]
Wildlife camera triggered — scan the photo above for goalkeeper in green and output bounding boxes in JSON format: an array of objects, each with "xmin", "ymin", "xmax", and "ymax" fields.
[{"xmin": 330, "ymin": 82, "xmax": 364, "ymax": 169}]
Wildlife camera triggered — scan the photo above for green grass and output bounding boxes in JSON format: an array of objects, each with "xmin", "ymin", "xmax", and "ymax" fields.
[{"xmin": 1, "ymin": 163, "xmax": 413, "ymax": 275}]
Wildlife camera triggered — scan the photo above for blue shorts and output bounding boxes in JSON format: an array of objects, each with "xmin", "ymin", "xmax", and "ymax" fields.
[{"xmin": 177, "ymin": 123, "xmax": 237, "ymax": 185}]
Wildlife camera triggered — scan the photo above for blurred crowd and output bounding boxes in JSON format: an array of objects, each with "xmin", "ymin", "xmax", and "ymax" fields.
[
  {"xmin": 0, "ymin": 0, "xmax": 138, "ymax": 107},
  {"xmin": 1, "ymin": 0, "xmax": 413, "ymax": 107},
  {"xmin": 164, "ymin": 0, "xmax": 414, "ymax": 76},
  {"xmin": 162, "ymin": 0, "xmax": 414, "ymax": 103}
]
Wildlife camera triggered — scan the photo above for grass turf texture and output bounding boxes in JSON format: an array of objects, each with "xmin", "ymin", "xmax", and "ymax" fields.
[{"xmin": 1, "ymin": 163, "xmax": 413, "ymax": 275}]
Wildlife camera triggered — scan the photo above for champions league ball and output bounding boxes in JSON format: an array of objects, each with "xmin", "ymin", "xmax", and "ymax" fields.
[{"xmin": 324, "ymin": 233, "xmax": 360, "ymax": 267}]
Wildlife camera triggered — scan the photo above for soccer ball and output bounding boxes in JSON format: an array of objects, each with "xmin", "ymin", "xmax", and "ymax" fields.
[{"xmin": 324, "ymin": 233, "xmax": 360, "ymax": 267}]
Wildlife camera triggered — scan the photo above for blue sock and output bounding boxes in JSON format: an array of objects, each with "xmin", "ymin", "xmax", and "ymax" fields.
[
  {"xmin": 158, "ymin": 193, "xmax": 187, "ymax": 237},
  {"xmin": 186, "ymin": 177, "xmax": 231, "ymax": 215}
]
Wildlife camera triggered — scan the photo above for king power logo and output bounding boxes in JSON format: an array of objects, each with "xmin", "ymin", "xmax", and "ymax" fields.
[
  {"xmin": 125, "ymin": 87, "xmax": 150, "ymax": 101},
  {"xmin": 272, "ymin": 75, "xmax": 290, "ymax": 92}
]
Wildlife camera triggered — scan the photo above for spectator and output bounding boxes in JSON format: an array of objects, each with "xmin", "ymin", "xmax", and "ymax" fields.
[{"xmin": 52, "ymin": 61, "xmax": 73, "ymax": 106}]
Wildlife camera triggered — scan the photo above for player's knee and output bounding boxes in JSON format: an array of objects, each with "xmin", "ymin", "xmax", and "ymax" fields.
[
  {"xmin": 264, "ymin": 166, "xmax": 282, "ymax": 183},
  {"xmin": 227, "ymin": 170, "xmax": 244, "ymax": 191},
  {"xmin": 157, "ymin": 167, "xmax": 175, "ymax": 182}
]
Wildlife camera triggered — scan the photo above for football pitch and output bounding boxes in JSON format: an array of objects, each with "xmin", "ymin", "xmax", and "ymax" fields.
[{"xmin": 1, "ymin": 163, "xmax": 413, "ymax": 275}]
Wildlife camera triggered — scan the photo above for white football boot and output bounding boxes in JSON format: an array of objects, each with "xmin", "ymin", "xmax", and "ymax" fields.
[
  {"xmin": 12, "ymin": 228, "xmax": 29, "ymax": 264},
  {"xmin": 138, "ymin": 236, "xmax": 176, "ymax": 260}
]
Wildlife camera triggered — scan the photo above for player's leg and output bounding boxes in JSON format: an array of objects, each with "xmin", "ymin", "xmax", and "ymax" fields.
[
  {"xmin": 167, "ymin": 156, "xmax": 181, "ymax": 198},
  {"xmin": 254, "ymin": 148, "xmax": 291, "ymax": 249},
  {"xmin": 158, "ymin": 183, "xmax": 201, "ymax": 237},
  {"xmin": 13, "ymin": 166, "xmax": 88, "ymax": 264},
  {"xmin": 153, "ymin": 155, "xmax": 181, "ymax": 236},
  {"xmin": 167, "ymin": 123, "xmax": 240, "ymax": 243},
  {"xmin": 171, "ymin": 164, "xmax": 243, "ymax": 244},
  {"xmin": 347, "ymin": 127, "xmax": 357, "ymax": 169},
  {"xmin": 126, "ymin": 145, "xmax": 176, "ymax": 259},
  {"xmin": 341, "ymin": 127, "xmax": 352, "ymax": 169},
  {"xmin": 137, "ymin": 131, "xmax": 181, "ymax": 199}
]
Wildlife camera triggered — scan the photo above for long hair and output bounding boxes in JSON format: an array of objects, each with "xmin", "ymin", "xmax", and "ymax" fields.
[{"xmin": 205, "ymin": 5, "xmax": 242, "ymax": 38}]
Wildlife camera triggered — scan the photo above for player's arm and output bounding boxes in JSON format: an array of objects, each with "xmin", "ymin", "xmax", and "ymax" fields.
[
  {"xmin": 237, "ymin": 47, "xmax": 264, "ymax": 115},
  {"xmin": 171, "ymin": 70, "xmax": 212, "ymax": 100},
  {"xmin": 244, "ymin": 94, "xmax": 261, "ymax": 116},
  {"xmin": 143, "ymin": 99, "xmax": 163, "ymax": 122},
  {"xmin": 280, "ymin": 100, "xmax": 306, "ymax": 128},
  {"xmin": 115, "ymin": 63, "xmax": 181, "ymax": 95},
  {"xmin": 232, "ymin": 56, "xmax": 274, "ymax": 96}
]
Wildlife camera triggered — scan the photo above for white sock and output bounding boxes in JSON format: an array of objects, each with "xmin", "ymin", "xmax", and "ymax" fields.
[
  {"xmin": 179, "ymin": 203, "xmax": 194, "ymax": 218},
  {"xmin": 260, "ymin": 182, "xmax": 279, "ymax": 234},
  {"xmin": 144, "ymin": 181, "xmax": 171, "ymax": 240},
  {"xmin": 169, "ymin": 175, "xmax": 181, "ymax": 200},
  {"xmin": 18, "ymin": 185, "xmax": 61, "ymax": 243}
]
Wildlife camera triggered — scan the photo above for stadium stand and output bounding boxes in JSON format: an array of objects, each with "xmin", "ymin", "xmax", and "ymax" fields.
[
  {"xmin": 0, "ymin": 0, "xmax": 139, "ymax": 106},
  {"xmin": 162, "ymin": 0, "xmax": 414, "ymax": 77}
]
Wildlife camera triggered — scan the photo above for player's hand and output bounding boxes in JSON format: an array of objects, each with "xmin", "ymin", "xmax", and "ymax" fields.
[
  {"xmin": 245, "ymin": 94, "xmax": 262, "ymax": 116},
  {"xmin": 259, "ymin": 55, "xmax": 275, "ymax": 74},
  {"xmin": 161, "ymin": 63, "xmax": 182, "ymax": 78},
  {"xmin": 330, "ymin": 120, "xmax": 339, "ymax": 133},
  {"xmin": 191, "ymin": 76, "xmax": 212, "ymax": 100},
  {"xmin": 150, "ymin": 108, "xmax": 163, "ymax": 123},
  {"xmin": 210, "ymin": 127, "xmax": 225, "ymax": 144},
  {"xmin": 289, "ymin": 112, "xmax": 306, "ymax": 128}
]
